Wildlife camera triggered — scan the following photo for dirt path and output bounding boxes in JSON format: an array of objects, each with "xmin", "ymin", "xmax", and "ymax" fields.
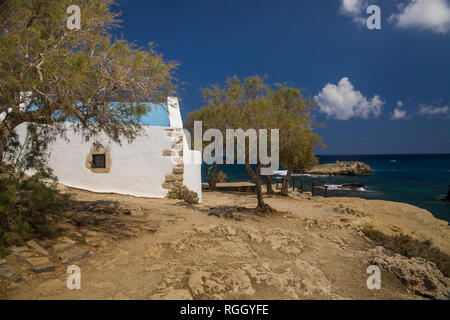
[{"xmin": 1, "ymin": 189, "xmax": 446, "ymax": 300}]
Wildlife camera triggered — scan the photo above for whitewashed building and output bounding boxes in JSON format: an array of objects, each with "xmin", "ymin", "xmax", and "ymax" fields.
[{"xmin": 12, "ymin": 97, "xmax": 202, "ymax": 201}]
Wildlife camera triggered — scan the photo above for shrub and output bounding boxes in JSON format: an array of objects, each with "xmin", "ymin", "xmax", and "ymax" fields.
[
  {"xmin": 0, "ymin": 167, "xmax": 70, "ymax": 257},
  {"xmin": 0, "ymin": 124, "xmax": 71, "ymax": 256},
  {"xmin": 216, "ymin": 171, "xmax": 227, "ymax": 183},
  {"xmin": 362, "ymin": 227, "xmax": 450, "ymax": 277},
  {"xmin": 167, "ymin": 182, "xmax": 199, "ymax": 204}
]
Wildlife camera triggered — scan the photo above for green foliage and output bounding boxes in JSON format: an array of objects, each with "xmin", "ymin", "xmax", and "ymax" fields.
[
  {"xmin": 362, "ymin": 227, "xmax": 450, "ymax": 277},
  {"xmin": 0, "ymin": 171, "xmax": 70, "ymax": 257},
  {"xmin": 167, "ymin": 182, "xmax": 199, "ymax": 205},
  {"xmin": 0, "ymin": 123, "xmax": 70, "ymax": 257},
  {"xmin": 187, "ymin": 75, "xmax": 324, "ymax": 207},
  {"xmin": 0, "ymin": 0, "xmax": 177, "ymax": 161}
]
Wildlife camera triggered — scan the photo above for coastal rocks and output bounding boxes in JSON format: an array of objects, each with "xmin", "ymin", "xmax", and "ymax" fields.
[
  {"xmin": 341, "ymin": 184, "xmax": 365, "ymax": 190},
  {"xmin": 364, "ymin": 247, "xmax": 450, "ymax": 300},
  {"xmin": 444, "ymin": 185, "xmax": 450, "ymax": 202},
  {"xmin": 306, "ymin": 161, "xmax": 371, "ymax": 176}
]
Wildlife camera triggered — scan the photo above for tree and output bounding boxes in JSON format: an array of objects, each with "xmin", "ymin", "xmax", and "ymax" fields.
[
  {"xmin": 0, "ymin": 0, "xmax": 176, "ymax": 254},
  {"xmin": 0, "ymin": 0, "xmax": 177, "ymax": 162},
  {"xmin": 198, "ymin": 76, "xmax": 277, "ymax": 212},
  {"xmin": 193, "ymin": 76, "xmax": 323, "ymax": 210},
  {"xmin": 270, "ymin": 85, "xmax": 323, "ymax": 195}
]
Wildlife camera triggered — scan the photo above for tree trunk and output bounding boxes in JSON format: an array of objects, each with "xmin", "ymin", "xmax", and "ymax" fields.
[
  {"xmin": 281, "ymin": 165, "xmax": 293, "ymax": 196},
  {"xmin": 205, "ymin": 164, "xmax": 212, "ymax": 189},
  {"xmin": 264, "ymin": 175, "xmax": 275, "ymax": 194},
  {"xmin": 245, "ymin": 163, "xmax": 275, "ymax": 213},
  {"xmin": 211, "ymin": 163, "xmax": 220, "ymax": 189},
  {"xmin": 0, "ymin": 114, "xmax": 23, "ymax": 163},
  {"xmin": 206, "ymin": 163, "xmax": 220, "ymax": 190}
]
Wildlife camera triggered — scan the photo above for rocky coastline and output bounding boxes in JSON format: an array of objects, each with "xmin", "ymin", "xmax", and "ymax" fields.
[{"xmin": 306, "ymin": 161, "xmax": 371, "ymax": 176}]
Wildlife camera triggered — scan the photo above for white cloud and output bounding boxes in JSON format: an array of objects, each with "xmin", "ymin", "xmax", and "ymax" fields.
[
  {"xmin": 339, "ymin": 0, "xmax": 368, "ymax": 24},
  {"xmin": 391, "ymin": 108, "xmax": 408, "ymax": 120},
  {"xmin": 314, "ymin": 77, "xmax": 383, "ymax": 120},
  {"xmin": 419, "ymin": 104, "xmax": 449, "ymax": 115},
  {"xmin": 390, "ymin": 0, "xmax": 450, "ymax": 33}
]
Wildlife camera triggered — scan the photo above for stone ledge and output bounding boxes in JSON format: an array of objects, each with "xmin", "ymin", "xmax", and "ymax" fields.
[
  {"xmin": 165, "ymin": 174, "xmax": 183, "ymax": 183},
  {"xmin": 0, "ymin": 265, "xmax": 22, "ymax": 282},
  {"xmin": 173, "ymin": 167, "xmax": 184, "ymax": 175},
  {"xmin": 26, "ymin": 257, "xmax": 55, "ymax": 274},
  {"xmin": 57, "ymin": 247, "xmax": 90, "ymax": 265},
  {"xmin": 162, "ymin": 149, "xmax": 175, "ymax": 157},
  {"xmin": 27, "ymin": 240, "xmax": 49, "ymax": 256},
  {"xmin": 162, "ymin": 182, "xmax": 172, "ymax": 189}
]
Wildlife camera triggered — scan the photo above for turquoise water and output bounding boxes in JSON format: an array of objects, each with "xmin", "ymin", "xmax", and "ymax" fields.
[{"xmin": 203, "ymin": 154, "xmax": 450, "ymax": 223}]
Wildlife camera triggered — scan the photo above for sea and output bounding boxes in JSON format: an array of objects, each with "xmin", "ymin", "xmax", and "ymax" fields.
[{"xmin": 202, "ymin": 154, "xmax": 450, "ymax": 223}]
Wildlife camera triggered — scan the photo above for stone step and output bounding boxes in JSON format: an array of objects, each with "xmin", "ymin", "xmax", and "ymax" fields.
[
  {"xmin": 172, "ymin": 167, "xmax": 184, "ymax": 175},
  {"xmin": 25, "ymin": 257, "xmax": 55, "ymax": 274},
  {"xmin": 51, "ymin": 238, "xmax": 76, "ymax": 252},
  {"xmin": 27, "ymin": 240, "xmax": 49, "ymax": 256},
  {"xmin": 57, "ymin": 247, "xmax": 90, "ymax": 264},
  {"xmin": 85, "ymin": 237, "xmax": 104, "ymax": 247},
  {"xmin": 162, "ymin": 149, "xmax": 175, "ymax": 157},
  {"xmin": 165, "ymin": 174, "xmax": 183, "ymax": 183},
  {"xmin": 12, "ymin": 246, "xmax": 36, "ymax": 259},
  {"xmin": 11, "ymin": 246, "xmax": 29, "ymax": 253},
  {"xmin": 0, "ymin": 265, "xmax": 22, "ymax": 282}
]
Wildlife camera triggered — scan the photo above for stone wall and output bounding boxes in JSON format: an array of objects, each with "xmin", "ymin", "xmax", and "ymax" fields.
[{"xmin": 161, "ymin": 128, "xmax": 184, "ymax": 190}]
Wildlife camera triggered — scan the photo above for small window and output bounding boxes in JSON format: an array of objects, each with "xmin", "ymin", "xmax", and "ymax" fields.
[{"xmin": 92, "ymin": 154, "xmax": 106, "ymax": 168}]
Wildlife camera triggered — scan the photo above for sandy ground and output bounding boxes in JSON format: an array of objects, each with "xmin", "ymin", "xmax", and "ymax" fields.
[{"xmin": 0, "ymin": 187, "xmax": 449, "ymax": 300}]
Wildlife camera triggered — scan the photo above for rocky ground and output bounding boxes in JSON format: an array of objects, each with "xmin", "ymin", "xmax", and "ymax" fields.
[
  {"xmin": 0, "ymin": 186, "xmax": 448, "ymax": 300},
  {"xmin": 306, "ymin": 161, "xmax": 371, "ymax": 176}
]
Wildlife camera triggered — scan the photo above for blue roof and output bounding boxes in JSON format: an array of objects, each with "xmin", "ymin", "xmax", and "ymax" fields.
[
  {"xmin": 139, "ymin": 103, "xmax": 170, "ymax": 127},
  {"xmin": 60, "ymin": 102, "xmax": 171, "ymax": 127}
]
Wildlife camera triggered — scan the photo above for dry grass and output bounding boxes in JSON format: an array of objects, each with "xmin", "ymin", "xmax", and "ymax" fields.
[{"xmin": 362, "ymin": 227, "xmax": 450, "ymax": 277}]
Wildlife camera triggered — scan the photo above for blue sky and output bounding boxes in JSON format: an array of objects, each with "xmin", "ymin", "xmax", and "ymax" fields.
[{"xmin": 113, "ymin": 0, "xmax": 450, "ymax": 154}]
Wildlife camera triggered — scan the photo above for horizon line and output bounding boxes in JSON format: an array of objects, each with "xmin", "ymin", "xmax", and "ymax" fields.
[{"xmin": 315, "ymin": 152, "xmax": 450, "ymax": 156}]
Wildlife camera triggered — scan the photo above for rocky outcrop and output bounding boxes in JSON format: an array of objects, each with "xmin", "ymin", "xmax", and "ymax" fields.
[
  {"xmin": 364, "ymin": 246, "xmax": 450, "ymax": 300},
  {"xmin": 306, "ymin": 161, "xmax": 371, "ymax": 176},
  {"xmin": 341, "ymin": 184, "xmax": 366, "ymax": 190},
  {"xmin": 444, "ymin": 186, "xmax": 450, "ymax": 202}
]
